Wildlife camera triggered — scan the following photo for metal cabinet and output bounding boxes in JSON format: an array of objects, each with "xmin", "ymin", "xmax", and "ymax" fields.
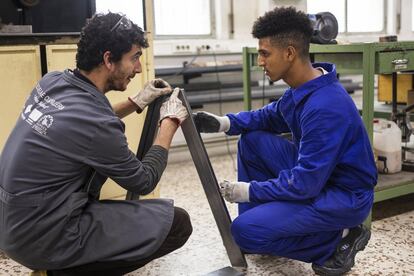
[
  {"xmin": 376, "ymin": 49, "xmax": 414, "ymax": 74},
  {"xmin": 0, "ymin": 45, "xmax": 41, "ymax": 150}
]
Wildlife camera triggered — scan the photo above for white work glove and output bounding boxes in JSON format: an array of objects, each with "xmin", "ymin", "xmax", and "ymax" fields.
[
  {"xmin": 128, "ymin": 78, "xmax": 172, "ymax": 113},
  {"xmin": 193, "ymin": 111, "xmax": 230, "ymax": 133},
  {"xmin": 219, "ymin": 180, "xmax": 250, "ymax": 203},
  {"xmin": 160, "ymin": 87, "xmax": 188, "ymax": 125}
]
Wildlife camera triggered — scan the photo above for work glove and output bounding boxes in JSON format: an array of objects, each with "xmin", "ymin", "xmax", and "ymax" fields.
[
  {"xmin": 193, "ymin": 111, "xmax": 230, "ymax": 133},
  {"xmin": 128, "ymin": 78, "xmax": 172, "ymax": 113},
  {"xmin": 160, "ymin": 87, "xmax": 188, "ymax": 125},
  {"xmin": 219, "ymin": 180, "xmax": 250, "ymax": 203}
]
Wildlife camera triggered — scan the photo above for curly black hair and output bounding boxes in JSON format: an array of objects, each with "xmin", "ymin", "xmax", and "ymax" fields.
[
  {"xmin": 252, "ymin": 7, "xmax": 313, "ymax": 59},
  {"xmin": 76, "ymin": 12, "xmax": 148, "ymax": 71}
]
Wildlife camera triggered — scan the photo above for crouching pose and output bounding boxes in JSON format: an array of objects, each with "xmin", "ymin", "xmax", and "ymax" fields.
[
  {"xmin": 0, "ymin": 13, "xmax": 191, "ymax": 276},
  {"xmin": 194, "ymin": 7, "xmax": 376, "ymax": 276}
]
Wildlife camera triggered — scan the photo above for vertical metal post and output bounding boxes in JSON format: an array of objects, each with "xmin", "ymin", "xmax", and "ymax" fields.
[
  {"xmin": 361, "ymin": 44, "xmax": 376, "ymax": 229},
  {"xmin": 362, "ymin": 44, "xmax": 375, "ymax": 144},
  {"xmin": 126, "ymin": 96, "xmax": 165, "ymax": 200},
  {"xmin": 242, "ymin": 47, "xmax": 252, "ymax": 111},
  {"xmin": 391, "ymin": 72, "xmax": 398, "ymax": 122}
]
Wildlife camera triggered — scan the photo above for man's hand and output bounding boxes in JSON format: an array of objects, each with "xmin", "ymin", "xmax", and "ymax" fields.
[
  {"xmin": 160, "ymin": 88, "xmax": 188, "ymax": 125},
  {"xmin": 129, "ymin": 78, "xmax": 172, "ymax": 113},
  {"xmin": 193, "ymin": 111, "xmax": 230, "ymax": 133},
  {"xmin": 219, "ymin": 180, "xmax": 250, "ymax": 203}
]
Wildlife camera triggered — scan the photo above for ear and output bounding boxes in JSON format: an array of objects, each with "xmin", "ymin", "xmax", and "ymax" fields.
[
  {"xmin": 103, "ymin": 51, "xmax": 113, "ymax": 70},
  {"xmin": 285, "ymin": 46, "xmax": 297, "ymax": 62}
]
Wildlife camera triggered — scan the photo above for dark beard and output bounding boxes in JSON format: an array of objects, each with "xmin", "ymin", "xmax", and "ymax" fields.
[{"xmin": 105, "ymin": 74, "xmax": 124, "ymax": 92}]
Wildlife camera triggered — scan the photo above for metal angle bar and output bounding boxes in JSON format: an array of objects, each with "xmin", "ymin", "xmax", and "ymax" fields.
[
  {"xmin": 126, "ymin": 90, "xmax": 246, "ymax": 268},
  {"xmin": 126, "ymin": 96, "xmax": 165, "ymax": 200},
  {"xmin": 178, "ymin": 89, "xmax": 247, "ymax": 268}
]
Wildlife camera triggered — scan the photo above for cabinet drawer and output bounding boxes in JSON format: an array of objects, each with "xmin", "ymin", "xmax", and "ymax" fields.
[
  {"xmin": 376, "ymin": 50, "xmax": 414, "ymax": 74},
  {"xmin": 377, "ymin": 74, "xmax": 414, "ymax": 103}
]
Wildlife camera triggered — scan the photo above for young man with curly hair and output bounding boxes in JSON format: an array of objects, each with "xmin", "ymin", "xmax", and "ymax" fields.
[
  {"xmin": 0, "ymin": 13, "xmax": 191, "ymax": 275},
  {"xmin": 194, "ymin": 7, "xmax": 376, "ymax": 275}
]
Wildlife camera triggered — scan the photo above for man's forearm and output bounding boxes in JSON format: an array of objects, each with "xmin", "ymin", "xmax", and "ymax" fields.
[
  {"xmin": 138, "ymin": 145, "xmax": 169, "ymax": 195},
  {"xmin": 113, "ymin": 99, "xmax": 138, "ymax": 119},
  {"xmin": 154, "ymin": 118, "xmax": 179, "ymax": 150}
]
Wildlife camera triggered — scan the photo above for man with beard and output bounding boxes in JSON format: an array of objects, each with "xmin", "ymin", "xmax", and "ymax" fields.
[
  {"xmin": 0, "ymin": 12, "xmax": 191, "ymax": 275},
  {"xmin": 193, "ymin": 7, "xmax": 376, "ymax": 276}
]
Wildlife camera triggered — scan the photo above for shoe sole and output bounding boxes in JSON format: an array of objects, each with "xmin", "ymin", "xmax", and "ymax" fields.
[{"xmin": 313, "ymin": 226, "xmax": 371, "ymax": 276}]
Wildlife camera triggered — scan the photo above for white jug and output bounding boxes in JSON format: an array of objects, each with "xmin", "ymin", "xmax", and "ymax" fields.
[{"xmin": 373, "ymin": 119, "xmax": 402, "ymax": 174}]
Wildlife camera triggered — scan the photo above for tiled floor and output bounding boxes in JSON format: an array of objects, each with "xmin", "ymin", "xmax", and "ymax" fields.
[{"xmin": 1, "ymin": 154, "xmax": 413, "ymax": 275}]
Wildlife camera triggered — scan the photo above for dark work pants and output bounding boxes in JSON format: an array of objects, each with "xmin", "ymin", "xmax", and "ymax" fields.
[{"xmin": 48, "ymin": 207, "xmax": 192, "ymax": 276}]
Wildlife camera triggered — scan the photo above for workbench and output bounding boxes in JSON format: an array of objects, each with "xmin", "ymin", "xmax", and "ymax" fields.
[{"xmin": 242, "ymin": 42, "xmax": 414, "ymax": 223}]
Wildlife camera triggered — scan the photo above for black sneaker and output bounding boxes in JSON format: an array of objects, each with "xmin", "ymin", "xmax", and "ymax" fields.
[{"xmin": 312, "ymin": 225, "xmax": 371, "ymax": 276}]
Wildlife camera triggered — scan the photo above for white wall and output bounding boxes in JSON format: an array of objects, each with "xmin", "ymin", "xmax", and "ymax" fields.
[
  {"xmin": 153, "ymin": 0, "xmax": 414, "ymax": 58},
  {"xmin": 399, "ymin": 0, "xmax": 414, "ymax": 40},
  {"xmin": 153, "ymin": 0, "xmax": 413, "ymax": 156}
]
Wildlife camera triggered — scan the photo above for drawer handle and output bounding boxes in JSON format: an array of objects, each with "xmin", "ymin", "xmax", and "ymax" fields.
[
  {"xmin": 392, "ymin": 58, "xmax": 409, "ymax": 70},
  {"xmin": 391, "ymin": 58, "xmax": 408, "ymax": 65}
]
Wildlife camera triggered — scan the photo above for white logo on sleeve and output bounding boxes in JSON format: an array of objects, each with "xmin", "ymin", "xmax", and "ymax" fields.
[
  {"xmin": 39, "ymin": 115, "xmax": 53, "ymax": 128},
  {"xmin": 25, "ymin": 104, "xmax": 33, "ymax": 114},
  {"xmin": 26, "ymin": 108, "xmax": 43, "ymax": 125},
  {"xmin": 21, "ymin": 104, "xmax": 33, "ymax": 120},
  {"xmin": 32, "ymin": 115, "xmax": 54, "ymax": 135}
]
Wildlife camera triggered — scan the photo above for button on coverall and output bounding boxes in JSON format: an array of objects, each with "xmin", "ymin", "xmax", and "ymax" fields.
[{"xmin": 226, "ymin": 63, "xmax": 377, "ymax": 265}]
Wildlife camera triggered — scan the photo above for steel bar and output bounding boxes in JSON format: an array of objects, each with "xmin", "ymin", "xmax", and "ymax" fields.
[
  {"xmin": 126, "ymin": 91, "xmax": 247, "ymax": 268},
  {"xmin": 178, "ymin": 89, "xmax": 247, "ymax": 268},
  {"xmin": 126, "ymin": 96, "xmax": 165, "ymax": 200}
]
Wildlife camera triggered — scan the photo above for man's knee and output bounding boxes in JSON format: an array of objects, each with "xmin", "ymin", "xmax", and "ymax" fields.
[
  {"xmin": 231, "ymin": 215, "xmax": 271, "ymax": 253},
  {"xmin": 239, "ymin": 131, "xmax": 287, "ymax": 155},
  {"xmin": 238, "ymin": 131, "xmax": 269, "ymax": 163},
  {"xmin": 170, "ymin": 207, "xmax": 192, "ymax": 244},
  {"xmin": 239, "ymin": 131, "xmax": 262, "ymax": 150}
]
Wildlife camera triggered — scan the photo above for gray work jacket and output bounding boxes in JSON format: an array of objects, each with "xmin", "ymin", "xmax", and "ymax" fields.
[{"xmin": 0, "ymin": 70, "xmax": 174, "ymax": 270}]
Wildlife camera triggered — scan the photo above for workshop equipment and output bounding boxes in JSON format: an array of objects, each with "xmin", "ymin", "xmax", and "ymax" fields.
[
  {"xmin": 393, "ymin": 102, "xmax": 414, "ymax": 171},
  {"xmin": 308, "ymin": 12, "xmax": 338, "ymax": 44},
  {"xmin": 403, "ymin": 133, "xmax": 414, "ymax": 161},
  {"xmin": 15, "ymin": 0, "xmax": 40, "ymax": 7},
  {"xmin": 388, "ymin": 71, "xmax": 414, "ymax": 172}
]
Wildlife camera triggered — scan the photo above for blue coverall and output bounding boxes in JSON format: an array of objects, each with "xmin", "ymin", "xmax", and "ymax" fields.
[{"xmin": 225, "ymin": 63, "xmax": 377, "ymax": 265}]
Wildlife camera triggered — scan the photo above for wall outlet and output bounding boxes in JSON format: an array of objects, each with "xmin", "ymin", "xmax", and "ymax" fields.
[
  {"xmin": 171, "ymin": 42, "xmax": 230, "ymax": 55},
  {"xmin": 173, "ymin": 44, "xmax": 193, "ymax": 53},
  {"xmin": 196, "ymin": 44, "xmax": 211, "ymax": 53}
]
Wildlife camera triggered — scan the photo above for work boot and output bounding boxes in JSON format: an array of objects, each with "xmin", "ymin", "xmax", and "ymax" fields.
[{"xmin": 312, "ymin": 225, "xmax": 371, "ymax": 276}]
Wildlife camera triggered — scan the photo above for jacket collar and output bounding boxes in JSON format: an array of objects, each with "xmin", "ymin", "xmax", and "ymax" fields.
[
  {"xmin": 291, "ymin": 63, "xmax": 337, "ymax": 104},
  {"xmin": 63, "ymin": 69, "xmax": 112, "ymax": 109}
]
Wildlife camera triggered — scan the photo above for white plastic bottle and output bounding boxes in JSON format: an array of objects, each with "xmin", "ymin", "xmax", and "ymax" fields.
[{"xmin": 373, "ymin": 119, "xmax": 402, "ymax": 174}]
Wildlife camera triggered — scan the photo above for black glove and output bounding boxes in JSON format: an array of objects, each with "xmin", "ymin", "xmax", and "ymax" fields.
[{"xmin": 193, "ymin": 111, "xmax": 230, "ymax": 133}]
